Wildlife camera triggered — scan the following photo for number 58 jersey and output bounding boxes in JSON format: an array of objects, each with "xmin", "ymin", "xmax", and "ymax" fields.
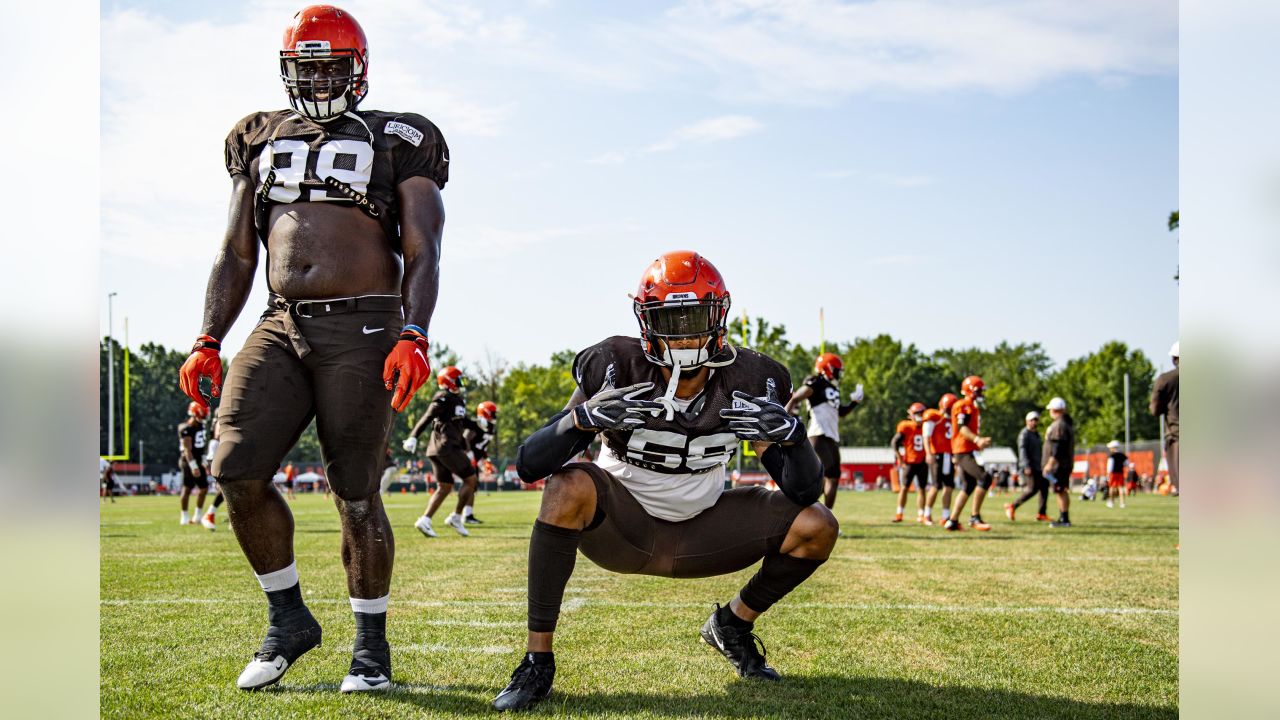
[
  {"xmin": 573, "ymin": 336, "xmax": 793, "ymax": 521},
  {"xmin": 224, "ymin": 109, "xmax": 449, "ymax": 253}
]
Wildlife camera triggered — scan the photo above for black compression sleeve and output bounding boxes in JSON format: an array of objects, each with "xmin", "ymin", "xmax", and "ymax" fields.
[
  {"xmin": 409, "ymin": 410, "xmax": 431, "ymax": 440},
  {"xmin": 761, "ymin": 439, "xmax": 823, "ymax": 506},
  {"xmin": 838, "ymin": 400, "xmax": 860, "ymax": 417},
  {"xmin": 515, "ymin": 410, "xmax": 595, "ymax": 483}
]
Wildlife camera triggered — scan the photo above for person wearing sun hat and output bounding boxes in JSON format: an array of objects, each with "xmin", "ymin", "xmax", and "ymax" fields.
[
  {"xmin": 1151, "ymin": 342, "xmax": 1179, "ymax": 494},
  {"xmin": 1043, "ymin": 397, "xmax": 1075, "ymax": 527}
]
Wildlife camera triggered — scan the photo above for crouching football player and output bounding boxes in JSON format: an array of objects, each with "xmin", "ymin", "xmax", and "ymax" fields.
[{"xmin": 492, "ymin": 251, "xmax": 837, "ymax": 711}]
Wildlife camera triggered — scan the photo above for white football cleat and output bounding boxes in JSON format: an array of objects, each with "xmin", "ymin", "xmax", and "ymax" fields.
[
  {"xmin": 237, "ymin": 654, "xmax": 289, "ymax": 691},
  {"xmin": 445, "ymin": 513, "xmax": 470, "ymax": 537},
  {"xmin": 201, "ymin": 514, "xmax": 216, "ymax": 531},
  {"xmin": 180, "ymin": 511, "xmax": 190, "ymax": 526},
  {"xmin": 414, "ymin": 515, "xmax": 437, "ymax": 538},
  {"xmin": 340, "ymin": 672, "xmax": 391, "ymax": 693}
]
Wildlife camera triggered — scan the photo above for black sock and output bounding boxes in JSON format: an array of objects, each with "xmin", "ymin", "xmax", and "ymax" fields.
[
  {"xmin": 354, "ymin": 611, "xmax": 387, "ymax": 648},
  {"xmin": 266, "ymin": 582, "xmax": 306, "ymax": 615},
  {"xmin": 1061, "ymin": 511, "xmax": 1070, "ymax": 523},
  {"xmin": 527, "ymin": 520, "xmax": 581, "ymax": 633},
  {"xmin": 739, "ymin": 554, "xmax": 825, "ymax": 614},
  {"xmin": 717, "ymin": 603, "xmax": 753, "ymax": 630},
  {"xmin": 526, "ymin": 651, "xmax": 554, "ymax": 666},
  {"xmin": 213, "ymin": 492, "xmax": 225, "ymax": 508}
]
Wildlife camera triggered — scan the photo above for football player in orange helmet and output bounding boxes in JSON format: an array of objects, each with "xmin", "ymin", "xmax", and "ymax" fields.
[
  {"xmin": 890, "ymin": 403, "xmax": 929, "ymax": 523},
  {"xmin": 783, "ymin": 353, "xmax": 864, "ymax": 509},
  {"xmin": 493, "ymin": 251, "xmax": 835, "ymax": 711},
  {"xmin": 458, "ymin": 401, "xmax": 499, "ymax": 524},
  {"xmin": 944, "ymin": 376, "xmax": 994, "ymax": 531},
  {"xmin": 176, "ymin": 5, "xmax": 450, "ymax": 693},
  {"xmin": 920, "ymin": 392, "xmax": 957, "ymax": 525},
  {"xmin": 178, "ymin": 401, "xmax": 211, "ymax": 526},
  {"xmin": 405, "ymin": 367, "xmax": 480, "ymax": 538}
]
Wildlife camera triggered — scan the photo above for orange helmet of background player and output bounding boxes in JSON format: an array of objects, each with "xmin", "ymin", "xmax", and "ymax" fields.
[
  {"xmin": 437, "ymin": 366, "xmax": 465, "ymax": 392},
  {"xmin": 633, "ymin": 250, "xmax": 732, "ymax": 369},
  {"xmin": 908, "ymin": 402, "xmax": 926, "ymax": 417},
  {"xmin": 280, "ymin": 5, "xmax": 370, "ymax": 121},
  {"xmin": 939, "ymin": 393, "xmax": 958, "ymax": 412},
  {"xmin": 961, "ymin": 376, "xmax": 986, "ymax": 398},
  {"xmin": 814, "ymin": 353, "xmax": 843, "ymax": 382},
  {"xmin": 477, "ymin": 401, "xmax": 498, "ymax": 422},
  {"xmin": 188, "ymin": 402, "xmax": 209, "ymax": 420}
]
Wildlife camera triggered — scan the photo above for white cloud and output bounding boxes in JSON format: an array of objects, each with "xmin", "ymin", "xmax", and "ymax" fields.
[
  {"xmin": 592, "ymin": 114, "xmax": 762, "ymax": 164},
  {"xmin": 640, "ymin": 0, "xmax": 1177, "ymax": 103}
]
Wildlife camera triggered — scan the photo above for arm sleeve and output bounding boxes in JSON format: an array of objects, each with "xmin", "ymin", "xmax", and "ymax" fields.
[
  {"xmin": 838, "ymin": 399, "xmax": 860, "ymax": 417},
  {"xmin": 515, "ymin": 410, "xmax": 595, "ymax": 483},
  {"xmin": 409, "ymin": 405, "xmax": 435, "ymax": 440},
  {"xmin": 1017, "ymin": 430, "xmax": 1030, "ymax": 469},
  {"xmin": 391, "ymin": 114, "xmax": 449, "ymax": 189},
  {"xmin": 922, "ymin": 420, "xmax": 936, "ymax": 437},
  {"xmin": 760, "ymin": 439, "xmax": 823, "ymax": 507}
]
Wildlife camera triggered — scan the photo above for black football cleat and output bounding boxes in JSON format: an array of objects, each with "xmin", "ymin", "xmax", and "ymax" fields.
[
  {"xmin": 236, "ymin": 605, "xmax": 323, "ymax": 690},
  {"xmin": 700, "ymin": 604, "xmax": 780, "ymax": 681},
  {"xmin": 1050, "ymin": 519, "xmax": 1073, "ymax": 528},
  {"xmin": 464, "ymin": 514, "xmax": 484, "ymax": 524},
  {"xmin": 943, "ymin": 519, "xmax": 963, "ymax": 532},
  {"xmin": 493, "ymin": 653, "xmax": 556, "ymax": 711}
]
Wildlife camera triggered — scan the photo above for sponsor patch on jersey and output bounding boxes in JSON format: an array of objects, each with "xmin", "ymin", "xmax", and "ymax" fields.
[{"xmin": 386, "ymin": 121, "xmax": 424, "ymax": 147}]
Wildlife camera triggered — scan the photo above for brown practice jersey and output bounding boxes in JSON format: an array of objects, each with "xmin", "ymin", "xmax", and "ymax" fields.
[
  {"xmin": 462, "ymin": 418, "xmax": 496, "ymax": 460},
  {"xmin": 225, "ymin": 109, "xmax": 449, "ymax": 252},
  {"xmin": 922, "ymin": 408, "xmax": 951, "ymax": 455},
  {"xmin": 423, "ymin": 391, "xmax": 469, "ymax": 456},
  {"xmin": 573, "ymin": 336, "xmax": 792, "ymax": 476},
  {"xmin": 950, "ymin": 397, "xmax": 981, "ymax": 454},
  {"xmin": 177, "ymin": 420, "xmax": 207, "ymax": 460},
  {"xmin": 895, "ymin": 420, "xmax": 927, "ymax": 464}
]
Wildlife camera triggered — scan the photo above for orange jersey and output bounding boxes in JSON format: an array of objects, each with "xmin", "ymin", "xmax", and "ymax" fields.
[
  {"xmin": 922, "ymin": 408, "xmax": 950, "ymax": 455},
  {"xmin": 950, "ymin": 397, "xmax": 981, "ymax": 454},
  {"xmin": 895, "ymin": 420, "xmax": 927, "ymax": 464}
]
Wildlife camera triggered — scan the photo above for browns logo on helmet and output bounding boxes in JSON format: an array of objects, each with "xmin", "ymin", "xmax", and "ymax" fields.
[
  {"xmin": 280, "ymin": 5, "xmax": 370, "ymax": 122},
  {"xmin": 633, "ymin": 251, "xmax": 733, "ymax": 371},
  {"xmin": 814, "ymin": 353, "xmax": 843, "ymax": 382}
]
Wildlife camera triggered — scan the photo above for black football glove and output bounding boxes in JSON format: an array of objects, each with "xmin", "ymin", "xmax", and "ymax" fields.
[
  {"xmin": 719, "ymin": 386, "xmax": 806, "ymax": 445},
  {"xmin": 572, "ymin": 382, "xmax": 664, "ymax": 432}
]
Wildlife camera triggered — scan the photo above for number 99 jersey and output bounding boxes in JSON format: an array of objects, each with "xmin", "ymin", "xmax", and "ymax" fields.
[
  {"xmin": 224, "ymin": 109, "xmax": 449, "ymax": 253},
  {"xmin": 573, "ymin": 336, "xmax": 793, "ymax": 476}
]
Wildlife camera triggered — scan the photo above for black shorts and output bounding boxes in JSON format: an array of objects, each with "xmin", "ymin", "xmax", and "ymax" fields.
[
  {"xmin": 428, "ymin": 448, "xmax": 474, "ymax": 485},
  {"xmin": 811, "ymin": 435, "xmax": 842, "ymax": 480},
  {"xmin": 211, "ymin": 302, "xmax": 402, "ymax": 501},
  {"xmin": 901, "ymin": 462, "xmax": 927, "ymax": 489},
  {"xmin": 1048, "ymin": 469, "xmax": 1070, "ymax": 493},
  {"xmin": 182, "ymin": 463, "xmax": 208, "ymax": 490},
  {"xmin": 929, "ymin": 454, "xmax": 955, "ymax": 488},
  {"xmin": 954, "ymin": 452, "xmax": 992, "ymax": 491},
  {"xmin": 568, "ymin": 462, "xmax": 808, "ymax": 579}
]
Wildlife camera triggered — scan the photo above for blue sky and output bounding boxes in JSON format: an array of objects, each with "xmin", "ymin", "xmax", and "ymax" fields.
[{"xmin": 100, "ymin": 0, "xmax": 1179, "ymax": 373}]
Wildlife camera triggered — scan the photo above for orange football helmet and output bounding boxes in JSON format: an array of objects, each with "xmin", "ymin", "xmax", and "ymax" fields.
[
  {"xmin": 437, "ymin": 366, "xmax": 465, "ymax": 392},
  {"xmin": 633, "ymin": 251, "xmax": 732, "ymax": 369},
  {"xmin": 188, "ymin": 401, "xmax": 210, "ymax": 420},
  {"xmin": 908, "ymin": 402, "xmax": 926, "ymax": 417},
  {"xmin": 961, "ymin": 375, "xmax": 986, "ymax": 399},
  {"xmin": 477, "ymin": 401, "xmax": 498, "ymax": 423},
  {"xmin": 281, "ymin": 5, "xmax": 369, "ymax": 121},
  {"xmin": 938, "ymin": 393, "xmax": 958, "ymax": 412},
  {"xmin": 814, "ymin": 353, "xmax": 843, "ymax": 382}
]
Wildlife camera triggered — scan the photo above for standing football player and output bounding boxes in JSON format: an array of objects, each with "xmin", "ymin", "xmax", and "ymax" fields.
[
  {"xmin": 491, "ymin": 251, "xmax": 835, "ymax": 711},
  {"xmin": 201, "ymin": 421, "xmax": 225, "ymax": 530},
  {"xmin": 784, "ymin": 353, "xmax": 864, "ymax": 509},
  {"xmin": 177, "ymin": 5, "xmax": 447, "ymax": 693},
  {"xmin": 1104, "ymin": 440, "xmax": 1128, "ymax": 509},
  {"xmin": 920, "ymin": 393, "xmax": 956, "ymax": 525},
  {"xmin": 944, "ymin": 376, "xmax": 994, "ymax": 532},
  {"xmin": 404, "ymin": 367, "xmax": 478, "ymax": 537},
  {"xmin": 460, "ymin": 400, "xmax": 498, "ymax": 524},
  {"xmin": 100, "ymin": 458, "xmax": 117, "ymax": 504},
  {"xmin": 890, "ymin": 402, "xmax": 929, "ymax": 523},
  {"xmin": 178, "ymin": 402, "xmax": 210, "ymax": 525}
]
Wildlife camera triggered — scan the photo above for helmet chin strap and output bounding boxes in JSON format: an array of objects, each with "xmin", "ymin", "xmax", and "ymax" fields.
[{"xmin": 655, "ymin": 341, "xmax": 738, "ymax": 420}]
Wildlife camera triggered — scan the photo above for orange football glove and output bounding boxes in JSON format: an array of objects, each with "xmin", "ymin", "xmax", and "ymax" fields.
[
  {"xmin": 383, "ymin": 328, "xmax": 431, "ymax": 413},
  {"xmin": 179, "ymin": 335, "xmax": 223, "ymax": 412}
]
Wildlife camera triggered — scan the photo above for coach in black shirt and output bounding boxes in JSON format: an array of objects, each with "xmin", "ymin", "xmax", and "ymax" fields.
[{"xmin": 1005, "ymin": 411, "xmax": 1047, "ymax": 521}]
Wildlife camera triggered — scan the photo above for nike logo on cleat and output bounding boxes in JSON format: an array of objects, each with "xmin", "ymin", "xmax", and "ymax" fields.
[{"xmin": 362, "ymin": 326, "xmax": 384, "ymax": 334}]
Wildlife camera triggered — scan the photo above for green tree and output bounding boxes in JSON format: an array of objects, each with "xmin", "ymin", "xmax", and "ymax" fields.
[
  {"xmin": 1044, "ymin": 341, "xmax": 1158, "ymax": 447},
  {"xmin": 837, "ymin": 335, "xmax": 954, "ymax": 446},
  {"xmin": 934, "ymin": 342, "xmax": 1054, "ymax": 448}
]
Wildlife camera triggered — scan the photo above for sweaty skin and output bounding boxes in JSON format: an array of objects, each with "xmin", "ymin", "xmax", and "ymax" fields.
[{"xmin": 200, "ymin": 170, "xmax": 444, "ymax": 601}]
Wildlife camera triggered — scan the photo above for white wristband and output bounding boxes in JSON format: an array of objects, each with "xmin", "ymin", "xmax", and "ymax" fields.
[{"xmin": 189, "ymin": 460, "xmax": 200, "ymax": 471}]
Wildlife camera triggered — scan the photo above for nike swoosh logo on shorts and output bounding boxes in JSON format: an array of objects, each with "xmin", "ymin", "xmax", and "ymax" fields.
[{"xmin": 363, "ymin": 326, "xmax": 384, "ymax": 334}]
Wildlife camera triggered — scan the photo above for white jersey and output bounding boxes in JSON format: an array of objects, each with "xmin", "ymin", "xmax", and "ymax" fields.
[
  {"xmin": 802, "ymin": 374, "xmax": 842, "ymax": 441},
  {"xmin": 593, "ymin": 395, "xmax": 726, "ymax": 522}
]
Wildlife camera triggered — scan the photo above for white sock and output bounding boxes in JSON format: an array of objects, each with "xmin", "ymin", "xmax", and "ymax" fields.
[
  {"xmin": 917, "ymin": 508, "xmax": 924, "ymax": 516},
  {"xmin": 205, "ymin": 506, "xmax": 216, "ymax": 518},
  {"xmin": 942, "ymin": 509, "xmax": 951, "ymax": 520},
  {"xmin": 255, "ymin": 561, "xmax": 300, "ymax": 593},
  {"xmin": 350, "ymin": 594, "xmax": 390, "ymax": 615},
  {"xmin": 924, "ymin": 508, "xmax": 932, "ymax": 518},
  {"xmin": 896, "ymin": 506, "xmax": 904, "ymax": 514},
  {"xmin": 463, "ymin": 506, "xmax": 474, "ymax": 518},
  {"xmin": 180, "ymin": 510, "xmax": 190, "ymax": 523}
]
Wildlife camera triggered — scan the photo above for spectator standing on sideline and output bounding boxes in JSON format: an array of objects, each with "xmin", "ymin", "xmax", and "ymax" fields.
[
  {"xmin": 1151, "ymin": 342, "xmax": 1179, "ymax": 495},
  {"xmin": 1043, "ymin": 397, "xmax": 1076, "ymax": 528},
  {"xmin": 1005, "ymin": 411, "xmax": 1048, "ymax": 521}
]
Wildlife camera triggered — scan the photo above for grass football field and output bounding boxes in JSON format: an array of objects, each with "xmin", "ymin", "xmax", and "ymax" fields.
[{"xmin": 100, "ymin": 489, "xmax": 1178, "ymax": 719}]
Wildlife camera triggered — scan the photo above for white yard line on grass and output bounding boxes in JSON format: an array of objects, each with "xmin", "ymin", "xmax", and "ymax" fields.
[
  {"xmin": 101, "ymin": 597, "xmax": 1173, "ymax": 616},
  {"xmin": 830, "ymin": 554, "xmax": 1177, "ymax": 562}
]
